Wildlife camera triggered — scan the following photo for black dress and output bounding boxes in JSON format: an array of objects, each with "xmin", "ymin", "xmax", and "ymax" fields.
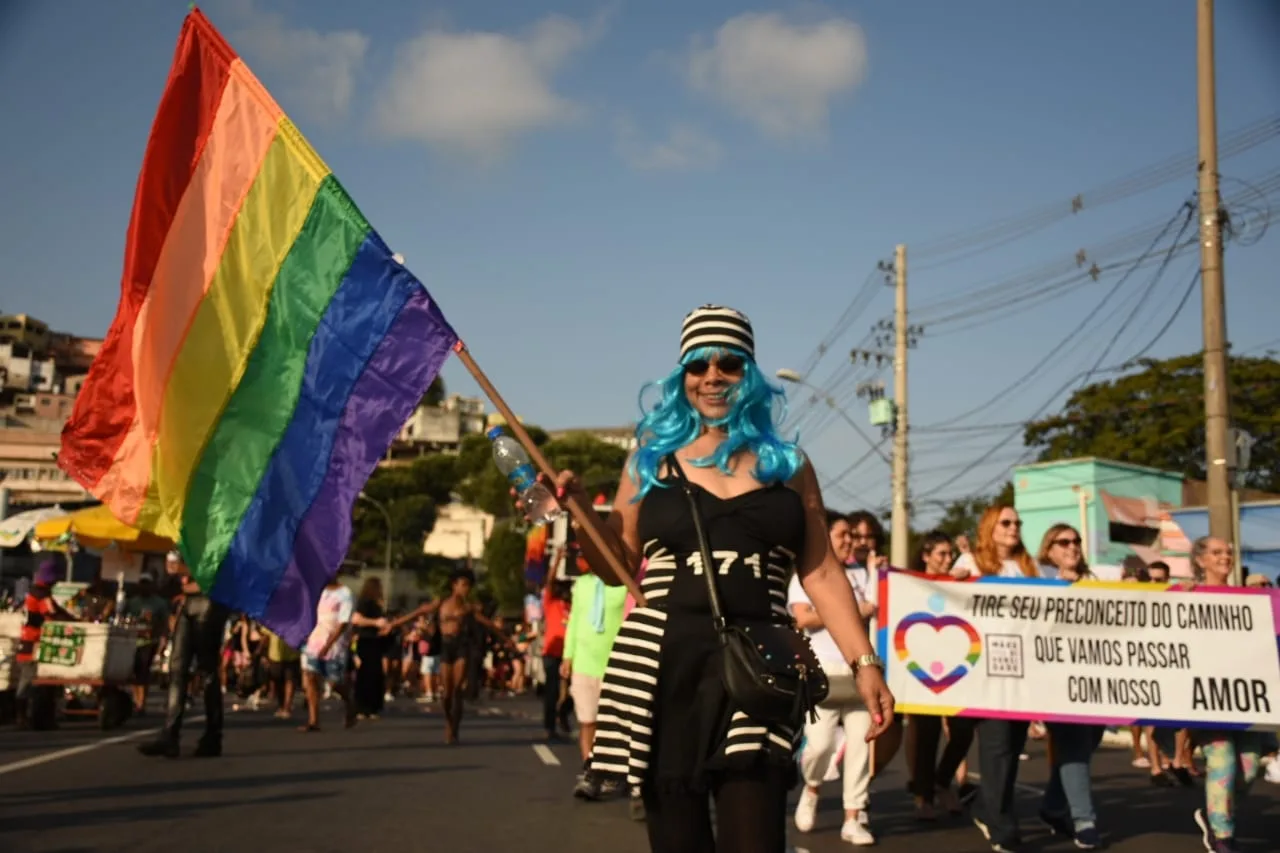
[
  {"xmin": 354, "ymin": 599, "xmax": 386, "ymax": 715},
  {"xmin": 589, "ymin": 474, "xmax": 808, "ymax": 795}
]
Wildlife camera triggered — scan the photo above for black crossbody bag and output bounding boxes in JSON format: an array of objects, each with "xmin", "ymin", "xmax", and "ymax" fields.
[{"xmin": 668, "ymin": 456, "xmax": 828, "ymax": 726}]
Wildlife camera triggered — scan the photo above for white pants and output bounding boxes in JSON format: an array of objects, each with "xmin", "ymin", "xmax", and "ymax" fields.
[{"xmin": 800, "ymin": 674, "xmax": 873, "ymax": 810}]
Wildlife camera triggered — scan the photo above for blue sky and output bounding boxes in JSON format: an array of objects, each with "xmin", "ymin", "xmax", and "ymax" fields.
[{"xmin": 2, "ymin": 0, "xmax": 1278, "ymax": 521}]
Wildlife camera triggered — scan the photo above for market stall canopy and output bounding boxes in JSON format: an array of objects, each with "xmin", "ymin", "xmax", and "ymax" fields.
[
  {"xmin": 0, "ymin": 506, "xmax": 68, "ymax": 548},
  {"xmin": 34, "ymin": 504, "xmax": 174, "ymax": 552}
]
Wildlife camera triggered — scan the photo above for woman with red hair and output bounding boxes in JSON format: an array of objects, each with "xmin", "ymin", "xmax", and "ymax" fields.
[{"xmin": 951, "ymin": 505, "xmax": 1038, "ymax": 853}]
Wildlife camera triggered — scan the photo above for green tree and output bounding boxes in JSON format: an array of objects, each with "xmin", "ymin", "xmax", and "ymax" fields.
[
  {"xmin": 482, "ymin": 520, "xmax": 528, "ymax": 612},
  {"xmin": 402, "ymin": 552, "xmax": 461, "ymax": 599},
  {"xmin": 540, "ymin": 433, "xmax": 629, "ymax": 501},
  {"xmin": 350, "ymin": 493, "xmax": 437, "ymax": 570},
  {"xmin": 1023, "ymin": 353, "xmax": 1280, "ymax": 491},
  {"xmin": 927, "ymin": 481, "xmax": 1015, "ymax": 539},
  {"xmin": 420, "ymin": 375, "xmax": 446, "ymax": 408},
  {"xmin": 406, "ymin": 453, "xmax": 462, "ymax": 505},
  {"xmin": 455, "ymin": 432, "xmax": 520, "ymax": 519},
  {"xmin": 454, "ymin": 426, "xmax": 550, "ymax": 517},
  {"xmin": 453, "ymin": 426, "xmax": 626, "ymax": 518},
  {"xmin": 351, "ymin": 459, "xmax": 449, "ymax": 570}
]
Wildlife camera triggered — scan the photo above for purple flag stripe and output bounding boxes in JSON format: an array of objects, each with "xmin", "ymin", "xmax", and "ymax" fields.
[{"xmin": 263, "ymin": 286, "xmax": 457, "ymax": 646}]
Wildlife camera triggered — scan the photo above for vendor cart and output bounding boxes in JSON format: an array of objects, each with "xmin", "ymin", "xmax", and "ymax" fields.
[
  {"xmin": 0, "ymin": 612, "xmax": 19, "ymax": 724},
  {"xmin": 32, "ymin": 621, "xmax": 139, "ymax": 730}
]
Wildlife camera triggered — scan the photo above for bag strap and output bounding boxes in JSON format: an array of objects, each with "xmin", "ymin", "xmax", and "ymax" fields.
[{"xmin": 667, "ymin": 454, "xmax": 727, "ymax": 633}]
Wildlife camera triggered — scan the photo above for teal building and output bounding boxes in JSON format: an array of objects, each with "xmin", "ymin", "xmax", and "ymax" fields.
[{"xmin": 1012, "ymin": 458, "xmax": 1186, "ymax": 570}]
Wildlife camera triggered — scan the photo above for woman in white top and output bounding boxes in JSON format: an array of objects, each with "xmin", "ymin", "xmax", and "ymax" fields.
[
  {"xmin": 950, "ymin": 505, "xmax": 1038, "ymax": 853},
  {"xmin": 788, "ymin": 510, "xmax": 877, "ymax": 846},
  {"xmin": 950, "ymin": 506, "xmax": 1038, "ymax": 582}
]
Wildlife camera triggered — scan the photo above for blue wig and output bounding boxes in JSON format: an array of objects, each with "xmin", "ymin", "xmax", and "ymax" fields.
[{"xmin": 628, "ymin": 346, "xmax": 804, "ymax": 499}]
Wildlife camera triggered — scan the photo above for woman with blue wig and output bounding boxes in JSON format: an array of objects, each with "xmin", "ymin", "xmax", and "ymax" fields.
[{"xmin": 537, "ymin": 305, "xmax": 895, "ymax": 852}]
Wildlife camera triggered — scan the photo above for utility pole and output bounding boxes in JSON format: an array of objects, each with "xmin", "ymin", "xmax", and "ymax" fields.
[
  {"xmin": 1197, "ymin": 0, "xmax": 1234, "ymax": 578},
  {"xmin": 891, "ymin": 245, "xmax": 909, "ymax": 569},
  {"xmin": 850, "ymin": 247, "xmax": 914, "ymax": 568}
]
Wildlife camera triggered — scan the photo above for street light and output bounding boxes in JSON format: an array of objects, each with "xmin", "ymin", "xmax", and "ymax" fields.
[
  {"xmin": 775, "ymin": 369, "xmax": 891, "ymax": 465},
  {"xmin": 358, "ymin": 491, "xmax": 394, "ymax": 602}
]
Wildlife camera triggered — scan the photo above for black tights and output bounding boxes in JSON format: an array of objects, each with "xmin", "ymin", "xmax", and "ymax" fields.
[{"xmin": 643, "ymin": 767, "xmax": 789, "ymax": 853}]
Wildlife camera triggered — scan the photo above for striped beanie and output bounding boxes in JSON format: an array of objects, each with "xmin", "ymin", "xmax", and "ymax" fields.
[{"xmin": 680, "ymin": 305, "xmax": 755, "ymax": 361}]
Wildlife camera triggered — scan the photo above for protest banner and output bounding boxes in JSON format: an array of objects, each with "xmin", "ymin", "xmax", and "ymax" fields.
[{"xmin": 875, "ymin": 571, "xmax": 1280, "ymax": 730}]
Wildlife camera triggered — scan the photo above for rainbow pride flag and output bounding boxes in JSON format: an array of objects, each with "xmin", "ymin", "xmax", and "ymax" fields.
[{"xmin": 58, "ymin": 10, "xmax": 458, "ymax": 645}]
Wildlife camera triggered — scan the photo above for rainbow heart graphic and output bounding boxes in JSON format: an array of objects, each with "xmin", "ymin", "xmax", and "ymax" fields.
[{"xmin": 893, "ymin": 613, "xmax": 982, "ymax": 694}]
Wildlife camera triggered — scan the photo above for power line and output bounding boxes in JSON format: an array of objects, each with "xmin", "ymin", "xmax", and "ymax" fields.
[
  {"xmin": 824, "ymin": 277, "xmax": 1212, "ymax": 501},
  {"xmin": 1123, "ymin": 269, "xmax": 1202, "ymax": 364},
  {"xmin": 923, "ymin": 202, "xmax": 1194, "ymax": 431},
  {"xmin": 901, "ymin": 168, "xmax": 1278, "ymax": 334},
  {"xmin": 1239, "ymin": 337, "xmax": 1280, "ymax": 356},
  {"xmin": 818, "ymin": 437, "xmax": 891, "ymax": 495},
  {"xmin": 910, "ymin": 113, "xmax": 1280, "ymax": 265},
  {"xmin": 788, "ymin": 267, "xmax": 887, "ymax": 399},
  {"xmin": 914, "ymin": 246, "xmax": 1201, "ymax": 499},
  {"xmin": 1074, "ymin": 206, "xmax": 1197, "ymax": 388},
  {"xmin": 790, "ymin": 167, "xmax": 1277, "ymax": 446}
]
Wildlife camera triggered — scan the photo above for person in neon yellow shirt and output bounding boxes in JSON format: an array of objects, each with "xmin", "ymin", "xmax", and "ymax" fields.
[{"xmin": 561, "ymin": 568, "xmax": 628, "ymax": 800}]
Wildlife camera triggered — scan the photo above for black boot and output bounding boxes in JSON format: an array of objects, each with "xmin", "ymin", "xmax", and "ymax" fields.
[
  {"xmin": 138, "ymin": 734, "xmax": 180, "ymax": 758},
  {"xmin": 193, "ymin": 733, "xmax": 221, "ymax": 757}
]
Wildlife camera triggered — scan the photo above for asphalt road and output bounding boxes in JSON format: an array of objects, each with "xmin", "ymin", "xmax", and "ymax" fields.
[{"xmin": 0, "ymin": 695, "xmax": 1277, "ymax": 853}]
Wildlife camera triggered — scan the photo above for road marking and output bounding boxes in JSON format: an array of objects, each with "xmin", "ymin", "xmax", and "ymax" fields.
[
  {"xmin": 532, "ymin": 743, "xmax": 561, "ymax": 766},
  {"xmin": 0, "ymin": 715, "xmax": 204, "ymax": 777},
  {"xmin": 0, "ymin": 727, "xmax": 157, "ymax": 776}
]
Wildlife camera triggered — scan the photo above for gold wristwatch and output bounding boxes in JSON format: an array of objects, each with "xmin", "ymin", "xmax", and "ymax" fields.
[{"xmin": 852, "ymin": 653, "xmax": 884, "ymax": 673}]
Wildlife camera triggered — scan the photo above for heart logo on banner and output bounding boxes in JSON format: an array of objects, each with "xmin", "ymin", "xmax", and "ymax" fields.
[{"xmin": 893, "ymin": 601, "xmax": 982, "ymax": 694}]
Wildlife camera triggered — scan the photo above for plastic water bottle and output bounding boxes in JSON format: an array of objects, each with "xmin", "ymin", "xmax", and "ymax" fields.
[{"xmin": 487, "ymin": 427, "xmax": 563, "ymax": 525}]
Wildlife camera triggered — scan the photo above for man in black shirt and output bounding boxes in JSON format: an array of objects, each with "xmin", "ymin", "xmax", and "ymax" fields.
[{"xmin": 138, "ymin": 551, "xmax": 229, "ymax": 758}]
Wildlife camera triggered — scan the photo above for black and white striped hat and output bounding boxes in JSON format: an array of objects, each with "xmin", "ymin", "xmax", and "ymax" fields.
[{"xmin": 680, "ymin": 305, "xmax": 755, "ymax": 361}]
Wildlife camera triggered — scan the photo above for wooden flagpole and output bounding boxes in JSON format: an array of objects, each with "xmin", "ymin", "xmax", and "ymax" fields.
[{"xmin": 451, "ymin": 341, "xmax": 646, "ymax": 606}]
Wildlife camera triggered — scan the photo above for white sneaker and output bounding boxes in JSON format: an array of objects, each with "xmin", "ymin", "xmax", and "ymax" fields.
[
  {"xmin": 794, "ymin": 787, "xmax": 819, "ymax": 833},
  {"xmin": 840, "ymin": 814, "xmax": 875, "ymax": 846}
]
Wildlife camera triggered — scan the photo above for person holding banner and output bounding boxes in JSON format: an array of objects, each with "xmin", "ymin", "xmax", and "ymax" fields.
[
  {"xmin": 789, "ymin": 510, "xmax": 878, "ymax": 845},
  {"xmin": 1188, "ymin": 536, "xmax": 1267, "ymax": 852},
  {"xmin": 1035, "ymin": 524, "xmax": 1104, "ymax": 850},
  {"xmin": 542, "ymin": 305, "xmax": 894, "ymax": 853},
  {"xmin": 907, "ymin": 530, "xmax": 973, "ymax": 820},
  {"xmin": 951, "ymin": 505, "xmax": 1039, "ymax": 853}
]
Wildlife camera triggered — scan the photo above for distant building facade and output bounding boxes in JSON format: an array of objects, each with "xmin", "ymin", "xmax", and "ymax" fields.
[
  {"xmin": 385, "ymin": 394, "xmax": 488, "ymax": 461},
  {"xmin": 1013, "ymin": 456, "xmax": 1280, "ymax": 579},
  {"xmin": 422, "ymin": 502, "xmax": 494, "ymax": 564},
  {"xmin": 0, "ymin": 314, "xmax": 104, "ymax": 507}
]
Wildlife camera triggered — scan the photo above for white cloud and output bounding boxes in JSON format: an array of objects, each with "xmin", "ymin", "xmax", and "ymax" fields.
[
  {"xmin": 615, "ymin": 119, "xmax": 721, "ymax": 171},
  {"xmin": 686, "ymin": 12, "xmax": 867, "ymax": 138},
  {"xmin": 226, "ymin": 0, "xmax": 369, "ymax": 122},
  {"xmin": 375, "ymin": 13, "xmax": 607, "ymax": 162}
]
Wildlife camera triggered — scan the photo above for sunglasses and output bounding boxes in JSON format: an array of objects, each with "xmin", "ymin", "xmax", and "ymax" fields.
[
  {"xmin": 1053, "ymin": 536, "xmax": 1082, "ymax": 548},
  {"xmin": 998, "ymin": 519, "xmax": 1023, "ymax": 529},
  {"xmin": 685, "ymin": 354, "xmax": 745, "ymax": 376}
]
